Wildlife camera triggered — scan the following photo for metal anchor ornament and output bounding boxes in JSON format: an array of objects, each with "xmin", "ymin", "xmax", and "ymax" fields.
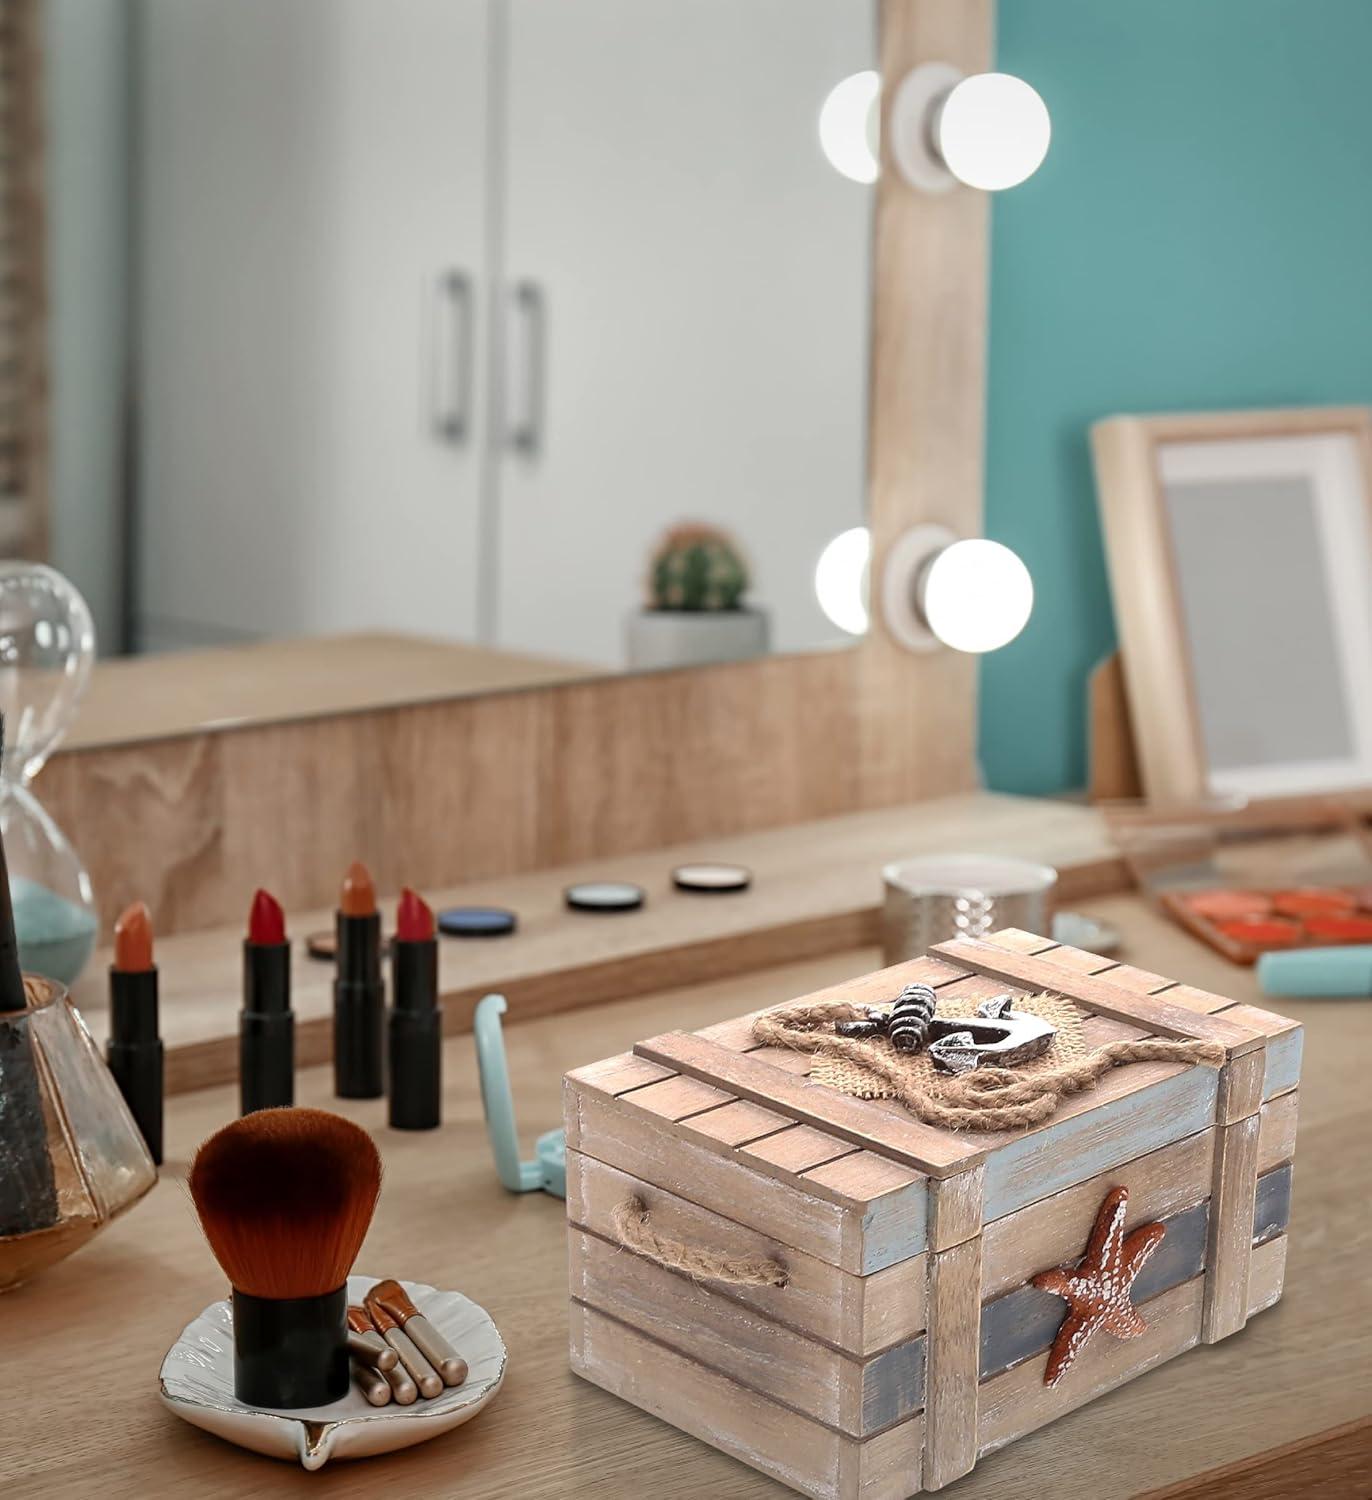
[{"xmin": 835, "ymin": 989, "xmax": 1056, "ymax": 1075}]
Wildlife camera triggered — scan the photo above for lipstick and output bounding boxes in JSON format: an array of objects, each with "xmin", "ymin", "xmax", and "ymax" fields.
[
  {"xmin": 106, "ymin": 902, "xmax": 164, "ymax": 1165},
  {"xmin": 388, "ymin": 887, "xmax": 441, "ymax": 1130},
  {"xmin": 334, "ymin": 861, "xmax": 384, "ymax": 1098},
  {"xmin": 239, "ymin": 888, "xmax": 294, "ymax": 1115}
]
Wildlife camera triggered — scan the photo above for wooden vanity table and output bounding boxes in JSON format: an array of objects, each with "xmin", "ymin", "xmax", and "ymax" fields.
[{"xmin": 9, "ymin": 894, "xmax": 1369, "ymax": 1499}]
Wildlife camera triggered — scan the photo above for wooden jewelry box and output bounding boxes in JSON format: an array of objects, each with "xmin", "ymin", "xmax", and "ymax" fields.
[{"xmin": 563, "ymin": 928, "xmax": 1301, "ymax": 1498}]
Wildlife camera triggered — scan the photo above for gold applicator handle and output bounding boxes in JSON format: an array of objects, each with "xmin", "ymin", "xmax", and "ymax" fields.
[
  {"xmin": 402, "ymin": 1314, "xmax": 468, "ymax": 1388},
  {"xmin": 382, "ymin": 1363, "xmax": 418, "ymax": 1405},
  {"xmin": 351, "ymin": 1361, "xmax": 392, "ymax": 1407},
  {"xmin": 368, "ymin": 1278, "xmax": 468, "ymax": 1387},
  {"xmin": 347, "ymin": 1329, "xmax": 398, "ymax": 1372}
]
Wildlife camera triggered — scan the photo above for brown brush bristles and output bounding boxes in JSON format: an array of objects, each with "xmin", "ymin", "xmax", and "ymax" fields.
[
  {"xmin": 188, "ymin": 1107, "xmax": 381, "ymax": 1300},
  {"xmin": 364, "ymin": 1295, "xmax": 399, "ymax": 1335}
]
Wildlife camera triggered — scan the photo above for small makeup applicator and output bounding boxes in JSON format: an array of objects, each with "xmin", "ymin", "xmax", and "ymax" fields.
[
  {"xmin": 363, "ymin": 1291, "xmax": 443, "ymax": 1398},
  {"xmin": 106, "ymin": 901, "xmax": 164, "ymax": 1165},
  {"xmin": 389, "ymin": 887, "xmax": 441, "ymax": 1130},
  {"xmin": 334, "ymin": 862, "xmax": 384, "ymax": 1099},
  {"xmin": 188, "ymin": 1107, "xmax": 381, "ymax": 1409},
  {"xmin": 368, "ymin": 1278, "xmax": 468, "ymax": 1387},
  {"xmin": 240, "ymin": 888, "xmax": 294, "ymax": 1115}
]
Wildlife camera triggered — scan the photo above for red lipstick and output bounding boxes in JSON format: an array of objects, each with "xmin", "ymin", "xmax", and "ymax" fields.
[
  {"xmin": 106, "ymin": 901, "xmax": 164, "ymax": 1164},
  {"xmin": 240, "ymin": 888, "xmax": 294, "ymax": 1115},
  {"xmin": 389, "ymin": 887, "xmax": 440, "ymax": 1130},
  {"xmin": 334, "ymin": 861, "xmax": 384, "ymax": 1098}
]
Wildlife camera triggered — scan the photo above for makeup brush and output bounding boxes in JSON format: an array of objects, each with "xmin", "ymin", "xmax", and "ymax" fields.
[
  {"xmin": 364, "ymin": 1292, "xmax": 443, "ymax": 1398},
  {"xmin": 106, "ymin": 901, "xmax": 164, "ymax": 1164},
  {"xmin": 334, "ymin": 861, "xmax": 384, "ymax": 1099},
  {"xmin": 346, "ymin": 1304, "xmax": 398, "ymax": 1372},
  {"xmin": 351, "ymin": 1361, "xmax": 392, "ymax": 1408},
  {"xmin": 367, "ymin": 1279, "xmax": 468, "ymax": 1387},
  {"xmin": 188, "ymin": 1107, "xmax": 382, "ymax": 1409},
  {"xmin": 0, "ymin": 714, "xmax": 59, "ymax": 1236}
]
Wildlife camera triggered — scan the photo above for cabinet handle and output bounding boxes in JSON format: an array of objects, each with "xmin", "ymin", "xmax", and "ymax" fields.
[
  {"xmin": 431, "ymin": 270, "xmax": 473, "ymax": 444},
  {"xmin": 504, "ymin": 280, "xmax": 545, "ymax": 456}
]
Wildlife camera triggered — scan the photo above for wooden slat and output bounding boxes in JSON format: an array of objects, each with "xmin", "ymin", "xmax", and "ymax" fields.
[
  {"xmin": 1253, "ymin": 1164, "xmax": 1292, "ymax": 1247},
  {"xmin": 743, "ymin": 1124, "xmax": 860, "ymax": 1176},
  {"xmin": 685, "ymin": 1099, "xmax": 794, "ymax": 1147},
  {"xmin": 982, "ymin": 1061, "xmax": 1219, "ymax": 1221},
  {"xmin": 981, "ymin": 928, "xmax": 1058, "ymax": 955},
  {"xmin": 929, "ymin": 1165, "xmax": 985, "ymax": 1253},
  {"xmin": 1219, "ymin": 1003, "xmax": 1304, "ymax": 1099},
  {"xmin": 980, "ymin": 1128, "xmax": 1215, "ymax": 1300},
  {"xmin": 1257, "ymin": 1089, "xmax": 1299, "ymax": 1171},
  {"xmin": 566, "ymin": 1052, "xmax": 673, "ymax": 1097},
  {"xmin": 566, "ymin": 1085, "xmax": 853, "ymax": 1269},
  {"xmin": 1217, "ymin": 1048, "xmax": 1266, "ymax": 1126},
  {"xmin": 570, "ymin": 1302, "xmax": 924, "ymax": 1500},
  {"xmin": 922, "ymin": 1235, "xmax": 982, "ymax": 1489},
  {"xmin": 1202, "ymin": 1111, "xmax": 1262, "ymax": 1343},
  {"xmin": 1246, "ymin": 1233, "xmax": 1287, "ymax": 1318},
  {"xmin": 566, "ymin": 1149, "xmax": 927, "ymax": 1357},
  {"xmin": 980, "ymin": 1201, "xmax": 1208, "ymax": 1381},
  {"xmin": 932, "ymin": 937, "xmax": 1261, "ymax": 1053},
  {"xmin": 634, "ymin": 1031, "xmax": 979, "ymax": 1177},
  {"xmin": 803, "ymin": 1153, "xmax": 930, "ymax": 1276},
  {"xmin": 570, "ymin": 1227, "xmax": 926, "ymax": 1438},
  {"xmin": 622, "ymin": 1075, "xmax": 735, "ymax": 1122},
  {"xmin": 1028, "ymin": 942, "xmax": 1117, "ymax": 975},
  {"xmin": 976, "ymin": 1275, "xmax": 1204, "ymax": 1455}
]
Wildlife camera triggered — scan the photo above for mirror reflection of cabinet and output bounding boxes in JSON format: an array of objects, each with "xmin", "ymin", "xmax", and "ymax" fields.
[
  {"xmin": 134, "ymin": 0, "xmax": 873, "ymax": 667},
  {"xmin": 137, "ymin": 0, "xmax": 491, "ymax": 651}
]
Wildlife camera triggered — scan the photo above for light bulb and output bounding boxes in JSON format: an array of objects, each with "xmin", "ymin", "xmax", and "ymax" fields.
[
  {"xmin": 819, "ymin": 71, "xmax": 880, "ymax": 186},
  {"xmin": 920, "ymin": 539, "xmax": 1032, "ymax": 653},
  {"xmin": 936, "ymin": 73, "xmax": 1050, "ymax": 191},
  {"xmin": 815, "ymin": 526, "xmax": 870, "ymax": 635}
]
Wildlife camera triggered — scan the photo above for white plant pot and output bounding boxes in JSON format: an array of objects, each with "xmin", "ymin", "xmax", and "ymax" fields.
[{"xmin": 625, "ymin": 608, "xmax": 770, "ymax": 671}]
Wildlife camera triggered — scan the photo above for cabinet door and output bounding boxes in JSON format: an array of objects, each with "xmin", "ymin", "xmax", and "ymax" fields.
[
  {"xmin": 497, "ymin": 0, "xmax": 875, "ymax": 668},
  {"xmin": 135, "ymin": 0, "xmax": 489, "ymax": 648}
]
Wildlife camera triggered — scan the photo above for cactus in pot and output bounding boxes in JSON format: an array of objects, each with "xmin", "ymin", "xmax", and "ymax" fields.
[
  {"xmin": 626, "ymin": 522, "xmax": 769, "ymax": 670},
  {"xmin": 647, "ymin": 524, "xmax": 750, "ymax": 612}
]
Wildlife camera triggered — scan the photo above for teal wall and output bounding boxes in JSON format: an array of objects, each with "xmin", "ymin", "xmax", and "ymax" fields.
[{"xmin": 980, "ymin": 0, "xmax": 1372, "ymax": 793}]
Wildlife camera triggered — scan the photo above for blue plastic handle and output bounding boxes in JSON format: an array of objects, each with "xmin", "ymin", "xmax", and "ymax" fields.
[{"xmin": 473, "ymin": 993, "xmax": 565, "ymax": 1196}]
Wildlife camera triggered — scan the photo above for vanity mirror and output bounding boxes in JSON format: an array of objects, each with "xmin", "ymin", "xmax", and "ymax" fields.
[{"xmin": 46, "ymin": 0, "xmax": 878, "ymax": 679}]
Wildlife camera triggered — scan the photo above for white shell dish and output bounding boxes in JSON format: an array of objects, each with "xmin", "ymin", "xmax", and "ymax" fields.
[{"xmin": 159, "ymin": 1275, "xmax": 506, "ymax": 1470}]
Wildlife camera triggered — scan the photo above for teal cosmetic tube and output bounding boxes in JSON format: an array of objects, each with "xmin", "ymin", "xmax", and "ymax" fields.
[{"xmin": 1257, "ymin": 945, "xmax": 1372, "ymax": 999}]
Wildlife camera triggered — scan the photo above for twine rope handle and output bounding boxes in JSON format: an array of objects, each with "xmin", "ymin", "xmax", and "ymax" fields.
[
  {"xmin": 611, "ymin": 1196, "xmax": 789, "ymax": 1288},
  {"xmin": 752, "ymin": 998, "xmax": 1225, "ymax": 1132}
]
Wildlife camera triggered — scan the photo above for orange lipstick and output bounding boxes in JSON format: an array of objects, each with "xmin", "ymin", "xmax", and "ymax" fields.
[
  {"xmin": 106, "ymin": 901, "xmax": 164, "ymax": 1164},
  {"xmin": 334, "ymin": 862, "xmax": 384, "ymax": 1098}
]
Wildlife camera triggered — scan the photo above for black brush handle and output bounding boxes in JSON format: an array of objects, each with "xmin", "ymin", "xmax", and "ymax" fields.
[{"xmin": 233, "ymin": 1285, "xmax": 349, "ymax": 1409}]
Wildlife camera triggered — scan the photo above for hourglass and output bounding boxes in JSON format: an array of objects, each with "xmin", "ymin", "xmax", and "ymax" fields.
[{"xmin": 0, "ymin": 563, "xmax": 98, "ymax": 985}]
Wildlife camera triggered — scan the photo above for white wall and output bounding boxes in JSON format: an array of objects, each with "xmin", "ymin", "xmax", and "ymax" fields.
[{"xmin": 44, "ymin": 0, "xmax": 130, "ymax": 653}]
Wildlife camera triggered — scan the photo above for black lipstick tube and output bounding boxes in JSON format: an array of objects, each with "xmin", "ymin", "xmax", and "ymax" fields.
[
  {"xmin": 240, "ymin": 938, "xmax": 294, "ymax": 1114},
  {"xmin": 106, "ymin": 966, "xmax": 164, "ymax": 1165},
  {"xmin": 334, "ymin": 909, "xmax": 384, "ymax": 1098},
  {"xmin": 233, "ymin": 1284, "xmax": 349, "ymax": 1408},
  {"xmin": 388, "ymin": 933, "xmax": 440, "ymax": 1130}
]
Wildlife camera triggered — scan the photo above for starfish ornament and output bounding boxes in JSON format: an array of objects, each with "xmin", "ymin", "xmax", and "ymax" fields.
[{"xmin": 1030, "ymin": 1185, "xmax": 1166, "ymax": 1387}]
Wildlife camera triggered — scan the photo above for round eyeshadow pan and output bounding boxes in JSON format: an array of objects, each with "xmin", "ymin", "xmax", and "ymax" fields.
[
  {"xmin": 307, "ymin": 929, "xmax": 391, "ymax": 961},
  {"xmin": 438, "ymin": 906, "xmax": 518, "ymax": 938},
  {"xmin": 672, "ymin": 862, "xmax": 752, "ymax": 894},
  {"xmin": 1185, "ymin": 889, "xmax": 1271, "ymax": 921},
  {"xmin": 306, "ymin": 929, "xmax": 336, "ymax": 962},
  {"xmin": 565, "ymin": 881, "xmax": 646, "ymax": 913}
]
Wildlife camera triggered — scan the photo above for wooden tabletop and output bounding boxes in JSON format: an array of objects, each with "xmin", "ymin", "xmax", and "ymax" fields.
[{"xmin": 8, "ymin": 898, "xmax": 1370, "ymax": 1497}]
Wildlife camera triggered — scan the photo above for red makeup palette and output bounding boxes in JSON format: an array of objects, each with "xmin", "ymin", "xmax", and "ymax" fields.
[{"xmin": 1163, "ymin": 884, "xmax": 1372, "ymax": 964}]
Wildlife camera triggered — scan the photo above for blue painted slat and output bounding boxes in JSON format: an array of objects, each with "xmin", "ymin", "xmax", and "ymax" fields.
[
  {"xmin": 984, "ymin": 1066, "xmax": 1219, "ymax": 1222},
  {"xmin": 1263, "ymin": 1029, "xmax": 1303, "ymax": 1100},
  {"xmin": 1252, "ymin": 1164, "xmax": 1292, "ymax": 1246}
]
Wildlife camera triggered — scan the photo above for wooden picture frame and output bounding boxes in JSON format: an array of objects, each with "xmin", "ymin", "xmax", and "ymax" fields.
[{"xmin": 1092, "ymin": 406, "xmax": 1372, "ymax": 804}]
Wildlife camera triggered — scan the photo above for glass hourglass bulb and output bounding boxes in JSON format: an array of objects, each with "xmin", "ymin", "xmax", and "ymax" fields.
[{"xmin": 0, "ymin": 564, "xmax": 99, "ymax": 985}]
